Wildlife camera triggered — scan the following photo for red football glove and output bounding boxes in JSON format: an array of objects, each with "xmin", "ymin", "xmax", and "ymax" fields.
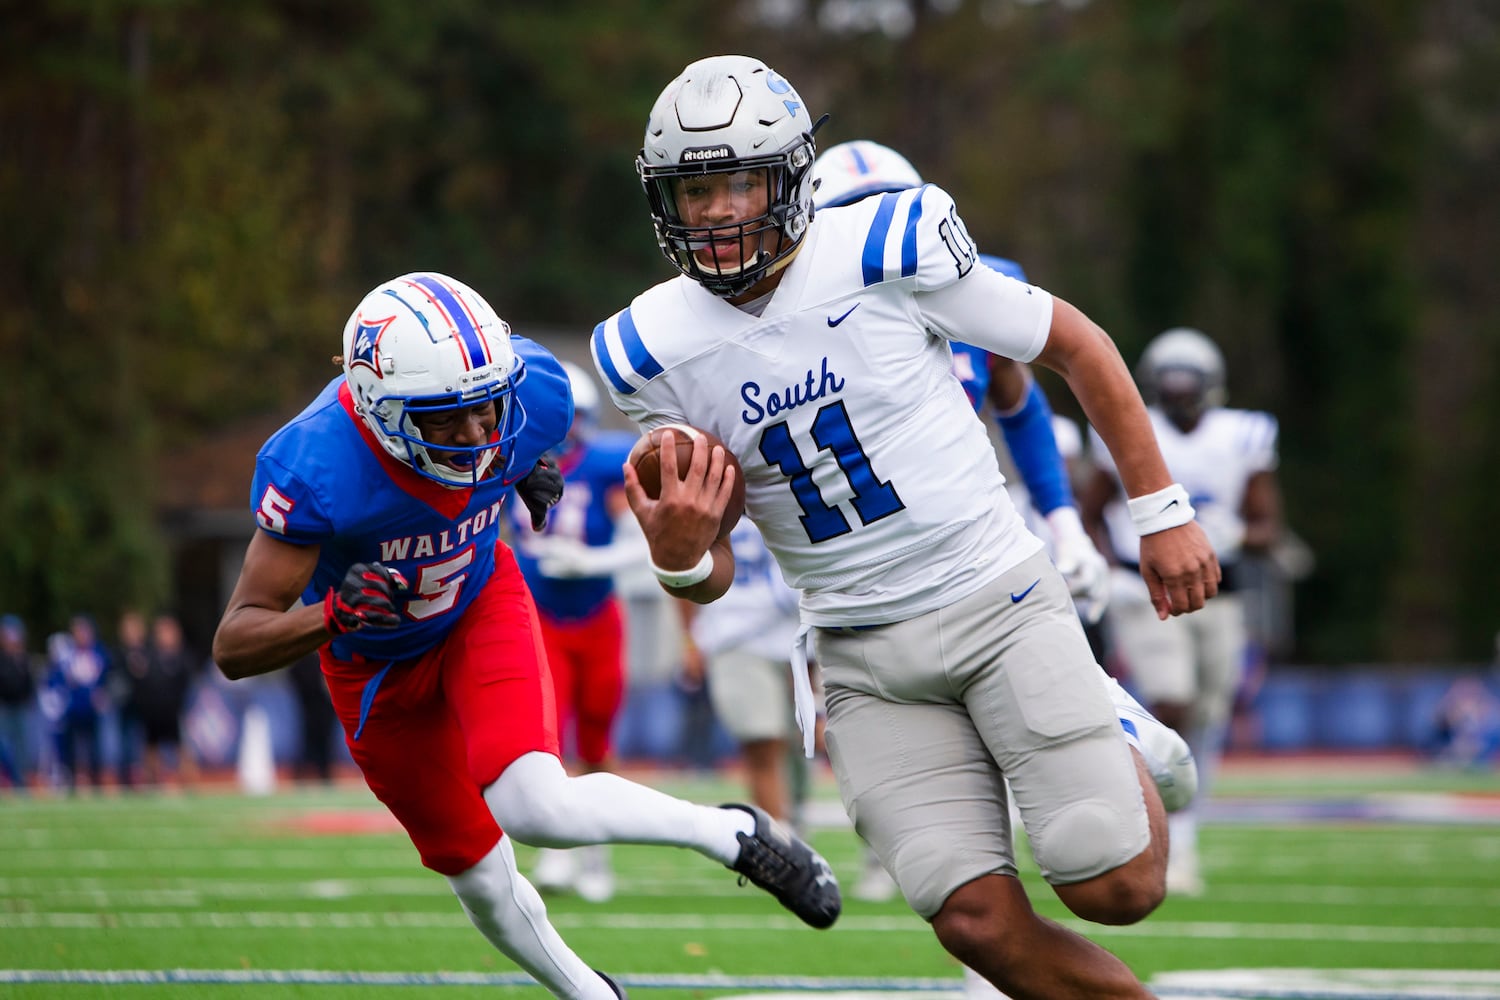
[{"xmin": 323, "ymin": 562, "xmax": 409, "ymax": 635}]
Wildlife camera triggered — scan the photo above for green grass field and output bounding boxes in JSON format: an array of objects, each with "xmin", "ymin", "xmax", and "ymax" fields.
[{"xmin": 2, "ymin": 759, "xmax": 1498, "ymax": 999}]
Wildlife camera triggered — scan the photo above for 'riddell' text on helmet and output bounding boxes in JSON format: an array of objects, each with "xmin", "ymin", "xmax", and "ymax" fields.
[
  {"xmin": 638, "ymin": 55, "xmax": 819, "ymax": 298},
  {"xmin": 341, "ymin": 272, "xmax": 529, "ymax": 489}
]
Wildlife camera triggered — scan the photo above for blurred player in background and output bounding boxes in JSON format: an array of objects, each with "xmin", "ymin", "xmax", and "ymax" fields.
[
  {"xmin": 812, "ymin": 139, "xmax": 1111, "ymax": 911},
  {"xmin": 212, "ymin": 271, "xmax": 841, "ymax": 1000},
  {"xmin": 1083, "ymin": 327, "xmax": 1282, "ymax": 896},
  {"xmin": 596, "ymin": 55, "xmax": 1211, "ymax": 999},
  {"xmin": 508, "ymin": 360, "xmax": 642, "ymax": 902},
  {"xmin": 678, "ymin": 516, "xmax": 809, "ymax": 828},
  {"xmin": 46, "ymin": 614, "xmax": 111, "ymax": 793}
]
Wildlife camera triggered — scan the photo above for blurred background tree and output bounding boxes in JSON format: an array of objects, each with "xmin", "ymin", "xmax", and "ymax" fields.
[{"xmin": 1, "ymin": 0, "xmax": 1495, "ymax": 663}]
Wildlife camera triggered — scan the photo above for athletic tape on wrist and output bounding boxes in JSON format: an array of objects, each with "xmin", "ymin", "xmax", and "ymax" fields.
[
  {"xmin": 1127, "ymin": 483, "xmax": 1196, "ymax": 536},
  {"xmin": 651, "ymin": 550, "xmax": 714, "ymax": 589}
]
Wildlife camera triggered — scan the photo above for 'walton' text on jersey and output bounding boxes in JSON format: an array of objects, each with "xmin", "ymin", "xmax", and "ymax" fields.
[
  {"xmin": 379, "ymin": 499, "xmax": 504, "ymax": 562},
  {"xmin": 740, "ymin": 357, "xmax": 846, "ymax": 424}
]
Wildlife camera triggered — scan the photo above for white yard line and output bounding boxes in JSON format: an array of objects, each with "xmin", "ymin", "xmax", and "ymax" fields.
[{"xmin": 1, "ymin": 910, "xmax": 1497, "ymax": 946}]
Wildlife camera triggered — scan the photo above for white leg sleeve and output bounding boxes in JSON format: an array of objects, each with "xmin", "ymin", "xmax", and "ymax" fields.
[
  {"xmin": 484, "ymin": 751, "xmax": 749, "ymax": 865},
  {"xmin": 445, "ymin": 836, "xmax": 616, "ymax": 1000}
]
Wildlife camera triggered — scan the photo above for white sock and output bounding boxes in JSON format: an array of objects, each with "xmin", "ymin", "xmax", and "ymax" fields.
[
  {"xmin": 445, "ymin": 837, "xmax": 615, "ymax": 1000},
  {"xmin": 485, "ymin": 751, "xmax": 753, "ymax": 866}
]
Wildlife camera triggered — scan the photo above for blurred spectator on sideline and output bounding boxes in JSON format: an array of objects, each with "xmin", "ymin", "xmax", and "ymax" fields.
[
  {"xmin": 289, "ymin": 650, "xmax": 338, "ymax": 783},
  {"xmin": 112, "ymin": 609, "xmax": 150, "ymax": 789},
  {"xmin": 1082, "ymin": 327, "xmax": 1282, "ymax": 897},
  {"xmin": 46, "ymin": 615, "xmax": 112, "ymax": 793},
  {"xmin": 0, "ymin": 614, "xmax": 36, "ymax": 791},
  {"xmin": 1427, "ymin": 676, "xmax": 1500, "ymax": 768},
  {"xmin": 131, "ymin": 613, "xmax": 200, "ymax": 790}
]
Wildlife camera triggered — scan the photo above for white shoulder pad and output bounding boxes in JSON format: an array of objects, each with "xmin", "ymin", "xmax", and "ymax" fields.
[{"xmin": 854, "ymin": 183, "xmax": 978, "ymax": 293}]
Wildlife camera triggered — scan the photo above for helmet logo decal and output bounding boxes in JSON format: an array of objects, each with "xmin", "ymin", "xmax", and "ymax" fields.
[
  {"xmin": 765, "ymin": 71, "xmax": 800, "ymax": 119},
  {"xmin": 405, "ymin": 274, "xmax": 493, "ymax": 371},
  {"xmin": 682, "ymin": 144, "xmax": 734, "ymax": 162},
  {"xmin": 349, "ymin": 314, "xmax": 395, "ymax": 377}
]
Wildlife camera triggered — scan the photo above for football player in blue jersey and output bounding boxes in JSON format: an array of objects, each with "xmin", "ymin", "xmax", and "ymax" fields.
[
  {"xmin": 595, "ymin": 56, "xmax": 1217, "ymax": 999},
  {"xmin": 212, "ymin": 272, "xmax": 842, "ymax": 1000},
  {"xmin": 507, "ymin": 360, "xmax": 643, "ymax": 902}
]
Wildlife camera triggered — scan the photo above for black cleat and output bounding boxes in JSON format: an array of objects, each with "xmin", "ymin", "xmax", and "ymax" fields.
[
  {"xmin": 722, "ymin": 802, "xmax": 841, "ymax": 929},
  {"xmin": 593, "ymin": 969, "xmax": 627, "ymax": 999}
]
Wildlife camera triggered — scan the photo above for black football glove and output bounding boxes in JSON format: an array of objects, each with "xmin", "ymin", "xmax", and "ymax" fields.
[
  {"xmin": 516, "ymin": 458, "xmax": 565, "ymax": 531},
  {"xmin": 323, "ymin": 562, "xmax": 409, "ymax": 635}
]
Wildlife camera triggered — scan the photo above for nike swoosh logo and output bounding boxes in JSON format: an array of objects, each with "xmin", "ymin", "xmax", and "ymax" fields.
[
  {"xmin": 827, "ymin": 304, "xmax": 860, "ymax": 327},
  {"xmin": 1160, "ymin": 499, "xmax": 1179, "ymax": 512},
  {"xmin": 1010, "ymin": 580, "xmax": 1040, "ymax": 603}
]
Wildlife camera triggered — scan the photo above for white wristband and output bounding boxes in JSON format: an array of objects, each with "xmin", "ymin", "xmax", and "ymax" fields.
[
  {"xmin": 1127, "ymin": 483, "xmax": 1196, "ymax": 536},
  {"xmin": 651, "ymin": 550, "xmax": 714, "ymax": 589}
]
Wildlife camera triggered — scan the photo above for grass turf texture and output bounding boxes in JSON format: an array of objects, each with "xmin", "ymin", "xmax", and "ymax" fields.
[{"xmin": 1, "ymin": 760, "xmax": 1497, "ymax": 999}]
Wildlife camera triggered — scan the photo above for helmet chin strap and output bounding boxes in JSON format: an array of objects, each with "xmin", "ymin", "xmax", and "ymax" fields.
[{"xmin": 761, "ymin": 240, "xmax": 804, "ymax": 280}]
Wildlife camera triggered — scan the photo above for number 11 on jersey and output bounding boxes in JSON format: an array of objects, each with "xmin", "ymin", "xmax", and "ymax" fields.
[{"xmin": 758, "ymin": 400, "xmax": 905, "ymax": 544}]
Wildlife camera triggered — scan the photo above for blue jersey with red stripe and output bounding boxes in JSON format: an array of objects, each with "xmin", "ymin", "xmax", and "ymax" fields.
[
  {"xmin": 250, "ymin": 336, "xmax": 572, "ymax": 662},
  {"xmin": 510, "ymin": 430, "xmax": 635, "ymax": 621}
]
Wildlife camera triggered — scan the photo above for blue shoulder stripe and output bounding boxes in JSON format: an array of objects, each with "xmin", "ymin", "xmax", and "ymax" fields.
[
  {"xmin": 861, "ymin": 186, "xmax": 929, "ymax": 287},
  {"xmin": 861, "ymin": 192, "xmax": 900, "ymax": 287},
  {"xmin": 591, "ymin": 320, "xmax": 630, "ymax": 394},
  {"xmin": 899, "ymin": 190, "xmax": 924, "ymax": 278},
  {"xmin": 591, "ymin": 307, "xmax": 663, "ymax": 397}
]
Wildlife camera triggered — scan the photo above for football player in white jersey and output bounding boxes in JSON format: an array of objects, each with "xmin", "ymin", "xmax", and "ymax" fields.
[
  {"xmin": 1083, "ymin": 327, "xmax": 1283, "ymax": 896},
  {"xmin": 594, "ymin": 55, "xmax": 1218, "ymax": 998}
]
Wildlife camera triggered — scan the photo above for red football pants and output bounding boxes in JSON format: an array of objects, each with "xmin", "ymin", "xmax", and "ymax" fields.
[
  {"xmin": 321, "ymin": 547, "xmax": 561, "ymax": 876},
  {"xmin": 538, "ymin": 597, "xmax": 625, "ymax": 767}
]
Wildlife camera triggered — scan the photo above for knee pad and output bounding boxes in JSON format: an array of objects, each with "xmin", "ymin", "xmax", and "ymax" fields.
[{"xmin": 1033, "ymin": 800, "xmax": 1139, "ymax": 885}]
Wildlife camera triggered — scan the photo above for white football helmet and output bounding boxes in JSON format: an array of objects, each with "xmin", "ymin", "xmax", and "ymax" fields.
[
  {"xmin": 342, "ymin": 271, "xmax": 527, "ymax": 488},
  {"xmin": 812, "ymin": 139, "xmax": 923, "ymax": 209},
  {"xmin": 1137, "ymin": 327, "xmax": 1227, "ymax": 425},
  {"xmin": 638, "ymin": 54, "xmax": 820, "ymax": 297}
]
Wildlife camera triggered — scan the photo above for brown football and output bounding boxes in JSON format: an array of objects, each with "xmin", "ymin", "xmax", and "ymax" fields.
[{"xmin": 628, "ymin": 423, "xmax": 746, "ymax": 538}]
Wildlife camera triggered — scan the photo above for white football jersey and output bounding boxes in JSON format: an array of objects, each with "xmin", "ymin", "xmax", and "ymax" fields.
[
  {"xmin": 1090, "ymin": 407, "xmax": 1279, "ymax": 565},
  {"xmin": 594, "ymin": 184, "xmax": 1052, "ymax": 626}
]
